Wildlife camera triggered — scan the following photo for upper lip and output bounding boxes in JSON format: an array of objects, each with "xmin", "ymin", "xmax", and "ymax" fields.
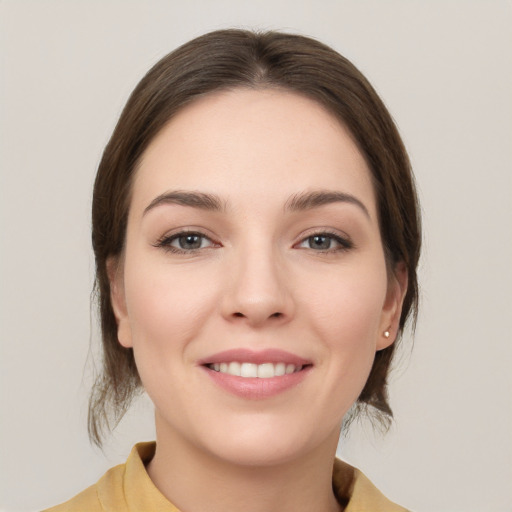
[{"xmin": 197, "ymin": 348, "xmax": 312, "ymax": 367}]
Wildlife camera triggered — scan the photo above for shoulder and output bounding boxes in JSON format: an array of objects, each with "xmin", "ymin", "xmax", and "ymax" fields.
[
  {"xmin": 42, "ymin": 442, "xmax": 159, "ymax": 512},
  {"xmin": 42, "ymin": 462, "xmax": 126, "ymax": 512},
  {"xmin": 42, "ymin": 482, "xmax": 102, "ymax": 512},
  {"xmin": 348, "ymin": 468, "xmax": 410, "ymax": 511},
  {"xmin": 333, "ymin": 459, "xmax": 410, "ymax": 512}
]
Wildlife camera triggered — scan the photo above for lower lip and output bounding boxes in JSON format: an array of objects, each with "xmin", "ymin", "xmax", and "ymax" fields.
[{"xmin": 201, "ymin": 366, "xmax": 311, "ymax": 399}]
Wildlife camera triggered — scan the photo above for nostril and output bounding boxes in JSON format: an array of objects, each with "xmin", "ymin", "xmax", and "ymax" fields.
[
  {"xmin": 270, "ymin": 312, "xmax": 283, "ymax": 319},
  {"xmin": 234, "ymin": 312, "xmax": 245, "ymax": 318}
]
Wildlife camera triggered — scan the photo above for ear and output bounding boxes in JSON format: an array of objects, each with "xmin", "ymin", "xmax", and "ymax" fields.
[
  {"xmin": 377, "ymin": 261, "xmax": 408, "ymax": 351},
  {"xmin": 106, "ymin": 256, "xmax": 133, "ymax": 348}
]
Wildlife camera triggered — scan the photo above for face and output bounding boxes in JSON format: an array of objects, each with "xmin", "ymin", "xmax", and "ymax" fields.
[{"xmin": 110, "ymin": 89, "xmax": 406, "ymax": 467}]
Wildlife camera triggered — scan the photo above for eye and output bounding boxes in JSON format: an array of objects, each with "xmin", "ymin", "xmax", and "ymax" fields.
[
  {"xmin": 154, "ymin": 231, "xmax": 217, "ymax": 253},
  {"xmin": 296, "ymin": 232, "xmax": 352, "ymax": 252}
]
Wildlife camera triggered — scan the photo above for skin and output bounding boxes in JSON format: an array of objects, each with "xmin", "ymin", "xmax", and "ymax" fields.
[{"xmin": 109, "ymin": 88, "xmax": 407, "ymax": 512}]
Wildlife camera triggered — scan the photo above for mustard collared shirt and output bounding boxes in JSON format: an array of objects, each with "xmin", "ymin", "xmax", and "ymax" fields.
[{"xmin": 44, "ymin": 442, "xmax": 409, "ymax": 512}]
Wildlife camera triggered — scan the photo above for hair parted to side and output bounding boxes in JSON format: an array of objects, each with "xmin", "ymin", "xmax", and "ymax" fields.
[{"xmin": 89, "ymin": 29, "xmax": 421, "ymax": 446}]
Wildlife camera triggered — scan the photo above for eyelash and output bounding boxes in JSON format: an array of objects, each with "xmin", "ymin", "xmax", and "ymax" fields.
[
  {"xmin": 154, "ymin": 230, "xmax": 354, "ymax": 254},
  {"xmin": 154, "ymin": 230, "xmax": 219, "ymax": 254},
  {"xmin": 295, "ymin": 230, "xmax": 354, "ymax": 253}
]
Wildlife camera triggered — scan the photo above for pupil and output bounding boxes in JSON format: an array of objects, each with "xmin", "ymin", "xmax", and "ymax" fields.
[
  {"xmin": 180, "ymin": 234, "xmax": 201, "ymax": 249},
  {"xmin": 311, "ymin": 235, "xmax": 330, "ymax": 249}
]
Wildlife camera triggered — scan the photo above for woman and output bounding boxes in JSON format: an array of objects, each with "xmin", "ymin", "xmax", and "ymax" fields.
[{"xmin": 46, "ymin": 28, "xmax": 420, "ymax": 512}]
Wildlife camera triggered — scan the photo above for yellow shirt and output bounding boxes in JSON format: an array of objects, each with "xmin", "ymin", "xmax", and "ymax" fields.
[{"xmin": 44, "ymin": 442, "xmax": 408, "ymax": 512}]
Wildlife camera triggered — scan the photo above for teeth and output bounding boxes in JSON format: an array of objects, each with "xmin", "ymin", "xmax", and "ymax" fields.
[
  {"xmin": 241, "ymin": 363, "xmax": 258, "ymax": 377},
  {"xmin": 275, "ymin": 362, "xmax": 286, "ymax": 376},
  {"xmin": 285, "ymin": 363, "xmax": 295, "ymax": 374},
  {"xmin": 257, "ymin": 363, "xmax": 274, "ymax": 378},
  {"xmin": 228, "ymin": 361, "xmax": 241, "ymax": 376},
  {"xmin": 209, "ymin": 362, "xmax": 303, "ymax": 378}
]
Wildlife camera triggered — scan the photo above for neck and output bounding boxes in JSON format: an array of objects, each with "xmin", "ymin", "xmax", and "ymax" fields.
[{"xmin": 147, "ymin": 422, "xmax": 343, "ymax": 512}]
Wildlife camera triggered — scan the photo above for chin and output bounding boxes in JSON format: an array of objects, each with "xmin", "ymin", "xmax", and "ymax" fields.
[
  {"xmin": 207, "ymin": 438, "xmax": 306, "ymax": 468},
  {"xmin": 194, "ymin": 414, "xmax": 340, "ymax": 468}
]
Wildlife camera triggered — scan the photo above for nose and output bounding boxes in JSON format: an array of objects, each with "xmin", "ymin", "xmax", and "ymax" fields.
[{"xmin": 221, "ymin": 244, "xmax": 295, "ymax": 328}]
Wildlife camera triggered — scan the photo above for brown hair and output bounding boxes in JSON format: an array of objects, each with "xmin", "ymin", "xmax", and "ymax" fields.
[{"xmin": 89, "ymin": 29, "xmax": 421, "ymax": 446}]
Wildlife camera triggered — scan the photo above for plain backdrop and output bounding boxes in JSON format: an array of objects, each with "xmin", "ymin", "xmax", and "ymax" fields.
[{"xmin": 1, "ymin": 1, "xmax": 511, "ymax": 511}]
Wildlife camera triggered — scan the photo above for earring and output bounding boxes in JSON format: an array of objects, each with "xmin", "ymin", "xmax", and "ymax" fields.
[{"xmin": 383, "ymin": 330, "xmax": 390, "ymax": 339}]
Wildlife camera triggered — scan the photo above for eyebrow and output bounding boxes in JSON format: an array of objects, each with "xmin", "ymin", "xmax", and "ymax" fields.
[
  {"xmin": 143, "ymin": 189, "xmax": 370, "ymax": 218},
  {"xmin": 143, "ymin": 190, "xmax": 225, "ymax": 215},
  {"xmin": 285, "ymin": 190, "xmax": 370, "ymax": 218}
]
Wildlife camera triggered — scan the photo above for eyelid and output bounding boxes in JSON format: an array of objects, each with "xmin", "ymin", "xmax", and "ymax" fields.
[
  {"xmin": 293, "ymin": 229, "xmax": 354, "ymax": 251},
  {"xmin": 153, "ymin": 228, "xmax": 221, "ymax": 253},
  {"xmin": 152, "ymin": 226, "xmax": 353, "ymax": 254}
]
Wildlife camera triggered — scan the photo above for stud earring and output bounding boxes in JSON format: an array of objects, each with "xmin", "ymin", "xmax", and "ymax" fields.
[{"xmin": 383, "ymin": 330, "xmax": 390, "ymax": 339}]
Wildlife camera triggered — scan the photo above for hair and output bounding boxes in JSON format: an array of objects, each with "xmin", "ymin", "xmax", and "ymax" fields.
[{"xmin": 89, "ymin": 28, "xmax": 421, "ymax": 446}]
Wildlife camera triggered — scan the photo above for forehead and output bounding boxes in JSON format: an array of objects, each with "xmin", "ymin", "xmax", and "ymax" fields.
[{"xmin": 132, "ymin": 88, "xmax": 376, "ymax": 216}]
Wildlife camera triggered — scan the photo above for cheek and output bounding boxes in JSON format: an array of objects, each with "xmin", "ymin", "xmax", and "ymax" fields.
[
  {"xmin": 300, "ymin": 261, "xmax": 388, "ymax": 401},
  {"xmin": 123, "ymin": 256, "xmax": 220, "ymax": 358},
  {"xmin": 121, "ymin": 256, "xmax": 223, "ymax": 414},
  {"xmin": 305, "ymin": 261, "xmax": 387, "ymax": 342}
]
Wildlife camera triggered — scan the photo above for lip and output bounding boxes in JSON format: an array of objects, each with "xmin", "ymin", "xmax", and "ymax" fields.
[
  {"xmin": 197, "ymin": 348, "xmax": 311, "ymax": 366},
  {"xmin": 197, "ymin": 349, "xmax": 313, "ymax": 400}
]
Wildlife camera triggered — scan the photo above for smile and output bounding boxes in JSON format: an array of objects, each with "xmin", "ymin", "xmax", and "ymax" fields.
[
  {"xmin": 207, "ymin": 362, "xmax": 303, "ymax": 378},
  {"xmin": 199, "ymin": 348, "xmax": 312, "ymax": 399}
]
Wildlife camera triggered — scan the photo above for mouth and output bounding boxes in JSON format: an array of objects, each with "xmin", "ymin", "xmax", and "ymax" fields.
[
  {"xmin": 198, "ymin": 348, "xmax": 312, "ymax": 398},
  {"xmin": 206, "ymin": 361, "xmax": 306, "ymax": 378}
]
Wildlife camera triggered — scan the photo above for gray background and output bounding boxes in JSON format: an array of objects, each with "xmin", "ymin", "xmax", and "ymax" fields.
[{"xmin": 1, "ymin": 1, "xmax": 511, "ymax": 511}]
